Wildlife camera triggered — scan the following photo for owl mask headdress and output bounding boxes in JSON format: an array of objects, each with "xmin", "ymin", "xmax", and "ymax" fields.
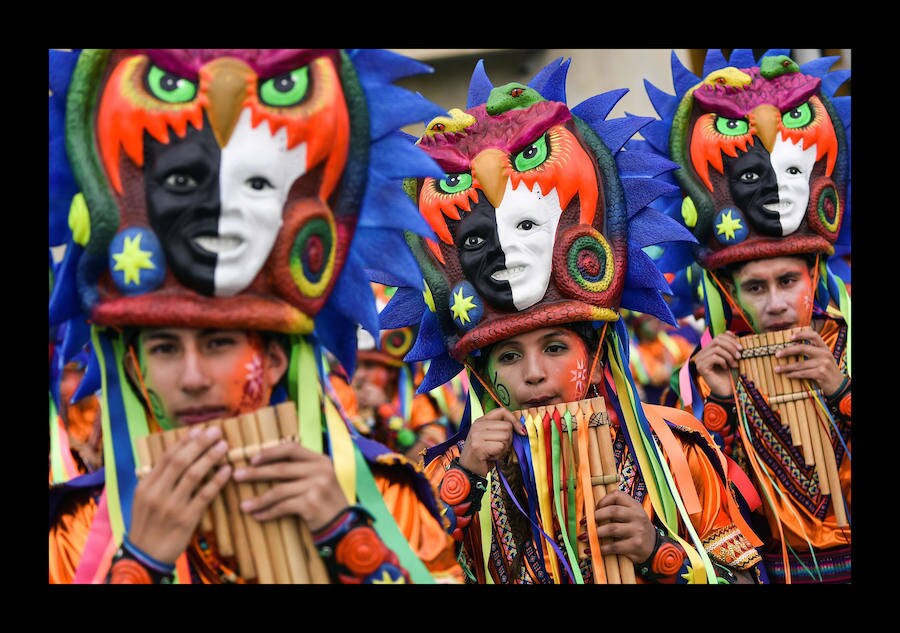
[{"xmin": 380, "ymin": 57, "xmax": 696, "ymax": 395}]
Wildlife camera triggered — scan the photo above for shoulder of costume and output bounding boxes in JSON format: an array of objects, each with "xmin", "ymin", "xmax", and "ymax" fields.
[{"xmin": 353, "ymin": 433, "xmax": 444, "ymax": 524}]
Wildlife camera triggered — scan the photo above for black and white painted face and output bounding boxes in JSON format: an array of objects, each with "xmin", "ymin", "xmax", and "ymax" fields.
[
  {"xmin": 725, "ymin": 135, "xmax": 815, "ymax": 237},
  {"xmin": 454, "ymin": 180, "xmax": 562, "ymax": 312},
  {"xmin": 146, "ymin": 107, "xmax": 308, "ymax": 297}
]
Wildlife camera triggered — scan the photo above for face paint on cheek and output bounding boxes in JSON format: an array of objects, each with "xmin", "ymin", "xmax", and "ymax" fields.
[
  {"xmin": 797, "ymin": 291, "xmax": 813, "ymax": 325},
  {"xmin": 563, "ymin": 355, "xmax": 589, "ymax": 402},
  {"xmin": 486, "ymin": 356, "xmax": 512, "ymax": 408},
  {"xmin": 235, "ymin": 349, "xmax": 267, "ymax": 414},
  {"xmin": 147, "ymin": 389, "xmax": 175, "ymax": 430}
]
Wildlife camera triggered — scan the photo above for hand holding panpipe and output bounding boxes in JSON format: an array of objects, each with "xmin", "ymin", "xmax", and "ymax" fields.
[
  {"xmin": 737, "ymin": 327, "xmax": 847, "ymax": 527},
  {"xmin": 514, "ymin": 396, "xmax": 635, "ymax": 584},
  {"xmin": 134, "ymin": 401, "xmax": 330, "ymax": 583}
]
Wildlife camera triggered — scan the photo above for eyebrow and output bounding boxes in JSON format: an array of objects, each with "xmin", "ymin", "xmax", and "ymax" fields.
[
  {"xmin": 539, "ymin": 330, "xmax": 568, "ymax": 342},
  {"xmin": 142, "ymin": 329, "xmax": 178, "ymax": 342}
]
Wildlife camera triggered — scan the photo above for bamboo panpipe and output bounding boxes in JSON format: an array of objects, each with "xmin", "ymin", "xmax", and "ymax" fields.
[
  {"xmin": 737, "ymin": 327, "xmax": 848, "ymax": 527},
  {"xmin": 134, "ymin": 402, "xmax": 331, "ymax": 583},
  {"xmin": 515, "ymin": 396, "xmax": 635, "ymax": 584}
]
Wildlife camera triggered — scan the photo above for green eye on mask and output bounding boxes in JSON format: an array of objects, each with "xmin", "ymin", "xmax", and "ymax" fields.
[
  {"xmin": 147, "ymin": 65, "xmax": 197, "ymax": 103},
  {"xmin": 439, "ymin": 173, "xmax": 473, "ymax": 194},
  {"xmin": 782, "ymin": 102, "xmax": 813, "ymax": 129},
  {"xmin": 714, "ymin": 116, "xmax": 749, "ymax": 136},
  {"xmin": 259, "ymin": 67, "xmax": 310, "ymax": 107},
  {"xmin": 514, "ymin": 135, "xmax": 549, "ymax": 171}
]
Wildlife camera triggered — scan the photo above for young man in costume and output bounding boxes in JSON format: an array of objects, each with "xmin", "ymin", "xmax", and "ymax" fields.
[
  {"xmin": 637, "ymin": 49, "xmax": 851, "ymax": 583},
  {"xmin": 47, "ymin": 48, "xmax": 462, "ymax": 585},
  {"xmin": 345, "ymin": 286, "xmax": 450, "ymax": 463},
  {"xmin": 380, "ymin": 58, "xmax": 763, "ymax": 584}
]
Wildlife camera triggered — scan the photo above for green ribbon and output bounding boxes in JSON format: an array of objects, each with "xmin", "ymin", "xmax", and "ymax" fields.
[
  {"xmin": 49, "ymin": 393, "xmax": 66, "ymax": 483},
  {"xmin": 550, "ymin": 419, "xmax": 583, "ymax": 583},
  {"xmin": 702, "ymin": 269, "xmax": 727, "ymax": 337},
  {"xmin": 289, "ymin": 336, "xmax": 323, "ymax": 454},
  {"xmin": 352, "ymin": 446, "xmax": 435, "ymax": 584}
]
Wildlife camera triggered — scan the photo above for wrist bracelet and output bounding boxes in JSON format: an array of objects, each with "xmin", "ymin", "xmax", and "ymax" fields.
[
  {"xmin": 109, "ymin": 535, "xmax": 176, "ymax": 584},
  {"xmin": 312, "ymin": 505, "xmax": 375, "ymax": 546},
  {"xmin": 825, "ymin": 376, "xmax": 851, "ymax": 418},
  {"xmin": 312, "ymin": 505, "xmax": 409, "ymax": 584},
  {"xmin": 826, "ymin": 376, "xmax": 850, "ymax": 401},
  {"xmin": 440, "ymin": 458, "xmax": 489, "ymax": 540},
  {"xmin": 636, "ymin": 527, "xmax": 687, "ymax": 584},
  {"xmin": 122, "ymin": 534, "xmax": 176, "ymax": 575}
]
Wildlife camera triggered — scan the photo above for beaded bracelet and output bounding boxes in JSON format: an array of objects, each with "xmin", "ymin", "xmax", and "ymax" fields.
[
  {"xmin": 636, "ymin": 527, "xmax": 687, "ymax": 584},
  {"xmin": 312, "ymin": 505, "xmax": 410, "ymax": 584},
  {"xmin": 439, "ymin": 457, "xmax": 489, "ymax": 541},
  {"xmin": 108, "ymin": 535, "xmax": 176, "ymax": 584}
]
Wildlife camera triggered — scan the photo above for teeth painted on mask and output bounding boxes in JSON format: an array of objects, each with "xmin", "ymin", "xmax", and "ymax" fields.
[
  {"xmin": 195, "ymin": 236, "xmax": 243, "ymax": 253},
  {"xmin": 762, "ymin": 202, "xmax": 792, "ymax": 213},
  {"xmin": 491, "ymin": 265, "xmax": 526, "ymax": 281}
]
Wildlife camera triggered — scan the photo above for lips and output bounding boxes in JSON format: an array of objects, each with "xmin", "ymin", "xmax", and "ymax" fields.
[
  {"xmin": 176, "ymin": 407, "xmax": 231, "ymax": 426},
  {"xmin": 523, "ymin": 395, "xmax": 558, "ymax": 408},
  {"xmin": 762, "ymin": 201, "xmax": 792, "ymax": 214}
]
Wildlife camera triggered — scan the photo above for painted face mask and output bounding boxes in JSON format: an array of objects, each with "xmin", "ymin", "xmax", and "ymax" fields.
[
  {"xmin": 639, "ymin": 49, "xmax": 850, "ymax": 271},
  {"xmin": 49, "ymin": 49, "xmax": 444, "ymax": 360},
  {"xmin": 381, "ymin": 58, "xmax": 695, "ymax": 393}
]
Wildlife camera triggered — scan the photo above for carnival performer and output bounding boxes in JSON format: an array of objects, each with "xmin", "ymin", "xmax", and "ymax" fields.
[
  {"xmin": 379, "ymin": 58, "xmax": 763, "ymax": 584},
  {"xmin": 48, "ymin": 48, "xmax": 462, "ymax": 585},
  {"xmin": 637, "ymin": 49, "xmax": 851, "ymax": 583},
  {"xmin": 334, "ymin": 284, "xmax": 450, "ymax": 464}
]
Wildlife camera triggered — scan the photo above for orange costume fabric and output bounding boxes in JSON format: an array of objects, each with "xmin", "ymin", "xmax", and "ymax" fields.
[
  {"xmin": 49, "ymin": 492, "xmax": 98, "ymax": 584},
  {"xmin": 49, "ymin": 464, "xmax": 462, "ymax": 584},
  {"xmin": 426, "ymin": 412, "xmax": 761, "ymax": 584}
]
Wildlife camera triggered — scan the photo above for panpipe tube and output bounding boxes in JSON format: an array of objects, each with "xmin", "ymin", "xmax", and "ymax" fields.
[
  {"xmin": 204, "ymin": 419, "xmax": 236, "ymax": 558},
  {"xmin": 274, "ymin": 401, "xmax": 331, "ymax": 584},
  {"xmin": 255, "ymin": 407, "xmax": 310, "ymax": 584},
  {"xmin": 589, "ymin": 397, "xmax": 635, "ymax": 584},
  {"xmin": 222, "ymin": 416, "xmax": 277, "ymax": 583}
]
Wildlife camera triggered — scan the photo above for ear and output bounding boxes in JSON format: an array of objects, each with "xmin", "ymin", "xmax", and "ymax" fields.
[
  {"xmin": 264, "ymin": 338, "xmax": 289, "ymax": 388},
  {"xmin": 122, "ymin": 342, "xmax": 142, "ymax": 389},
  {"xmin": 589, "ymin": 357, "xmax": 604, "ymax": 385},
  {"xmin": 121, "ymin": 339, "xmax": 152, "ymax": 408}
]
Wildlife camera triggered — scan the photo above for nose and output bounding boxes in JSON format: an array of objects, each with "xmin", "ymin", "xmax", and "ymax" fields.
[
  {"xmin": 179, "ymin": 347, "xmax": 212, "ymax": 393},
  {"xmin": 765, "ymin": 286, "xmax": 789, "ymax": 314},
  {"xmin": 521, "ymin": 352, "xmax": 547, "ymax": 385}
]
